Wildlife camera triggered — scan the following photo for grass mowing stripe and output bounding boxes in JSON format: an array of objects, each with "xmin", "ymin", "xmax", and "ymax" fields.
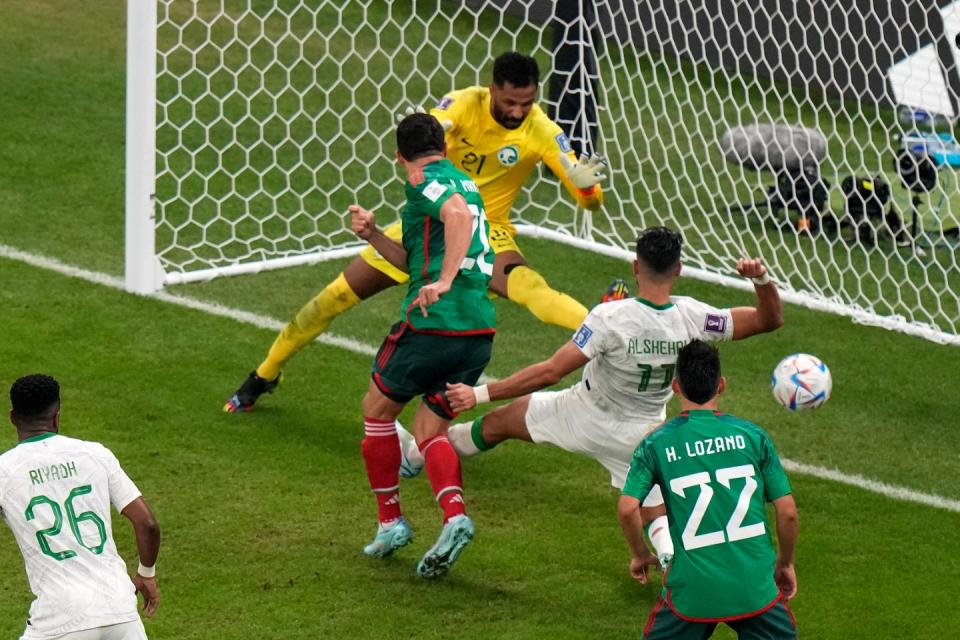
[{"xmin": 3, "ymin": 243, "xmax": 958, "ymax": 512}]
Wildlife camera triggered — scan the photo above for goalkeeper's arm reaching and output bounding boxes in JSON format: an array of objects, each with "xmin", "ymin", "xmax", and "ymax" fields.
[{"xmin": 546, "ymin": 149, "xmax": 608, "ymax": 211}]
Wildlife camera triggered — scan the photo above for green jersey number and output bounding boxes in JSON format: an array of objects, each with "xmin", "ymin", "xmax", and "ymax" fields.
[
  {"xmin": 669, "ymin": 464, "xmax": 765, "ymax": 551},
  {"xmin": 458, "ymin": 204, "xmax": 493, "ymax": 276},
  {"xmin": 637, "ymin": 363, "xmax": 675, "ymax": 392},
  {"xmin": 24, "ymin": 485, "xmax": 108, "ymax": 561}
]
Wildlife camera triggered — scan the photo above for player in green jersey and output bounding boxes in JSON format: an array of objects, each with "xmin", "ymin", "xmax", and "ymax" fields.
[
  {"xmin": 349, "ymin": 113, "xmax": 495, "ymax": 578},
  {"xmin": 619, "ymin": 340, "xmax": 799, "ymax": 639}
]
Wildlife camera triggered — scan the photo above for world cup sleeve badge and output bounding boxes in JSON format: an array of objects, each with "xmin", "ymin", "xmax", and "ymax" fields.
[
  {"xmin": 573, "ymin": 324, "xmax": 593, "ymax": 347},
  {"xmin": 704, "ymin": 314, "xmax": 727, "ymax": 334}
]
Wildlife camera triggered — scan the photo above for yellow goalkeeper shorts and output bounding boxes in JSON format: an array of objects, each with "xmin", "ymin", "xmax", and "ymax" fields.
[{"xmin": 359, "ymin": 220, "xmax": 522, "ymax": 283}]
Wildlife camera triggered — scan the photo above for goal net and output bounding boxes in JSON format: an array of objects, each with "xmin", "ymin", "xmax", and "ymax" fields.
[{"xmin": 126, "ymin": 0, "xmax": 960, "ymax": 344}]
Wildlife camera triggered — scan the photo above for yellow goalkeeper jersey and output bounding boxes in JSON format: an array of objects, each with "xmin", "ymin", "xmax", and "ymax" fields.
[{"xmin": 430, "ymin": 86, "xmax": 603, "ymax": 235}]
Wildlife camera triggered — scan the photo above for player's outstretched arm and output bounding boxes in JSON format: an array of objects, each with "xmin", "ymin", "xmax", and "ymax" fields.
[
  {"xmin": 400, "ymin": 105, "xmax": 453, "ymax": 133},
  {"xmin": 415, "ymin": 194, "xmax": 472, "ymax": 315},
  {"xmin": 772, "ymin": 493, "xmax": 799, "ymax": 600},
  {"xmin": 730, "ymin": 257, "xmax": 784, "ymax": 340},
  {"xmin": 617, "ymin": 495, "xmax": 658, "ymax": 584},
  {"xmin": 348, "ymin": 204, "xmax": 407, "ymax": 271},
  {"xmin": 446, "ymin": 341, "xmax": 588, "ymax": 413},
  {"xmin": 548, "ymin": 151, "xmax": 607, "ymax": 211},
  {"xmin": 122, "ymin": 497, "xmax": 161, "ymax": 617}
]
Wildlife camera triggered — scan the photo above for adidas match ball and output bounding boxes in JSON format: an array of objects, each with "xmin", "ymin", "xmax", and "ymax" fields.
[{"xmin": 771, "ymin": 353, "xmax": 832, "ymax": 411}]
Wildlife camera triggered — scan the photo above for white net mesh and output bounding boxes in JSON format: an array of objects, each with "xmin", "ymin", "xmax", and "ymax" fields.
[{"xmin": 154, "ymin": 0, "xmax": 960, "ymax": 342}]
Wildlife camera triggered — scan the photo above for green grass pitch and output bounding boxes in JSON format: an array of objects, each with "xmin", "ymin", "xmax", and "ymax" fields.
[{"xmin": 1, "ymin": 2, "xmax": 960, "ymax": 638}]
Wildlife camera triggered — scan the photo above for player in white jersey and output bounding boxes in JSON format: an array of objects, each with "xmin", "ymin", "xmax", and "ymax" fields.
[
  {"xmin": 0, "ymin": 375, "xmax": 161, "ymax": 640},
  {"xmin": 398, "ymin": 226, "xmax": 783, "ymax": 562}
]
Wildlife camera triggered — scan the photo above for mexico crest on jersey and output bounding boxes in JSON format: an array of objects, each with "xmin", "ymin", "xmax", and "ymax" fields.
[{"xmin": 497, "ymin": 145, "xmax": 520, "ymax": 166}]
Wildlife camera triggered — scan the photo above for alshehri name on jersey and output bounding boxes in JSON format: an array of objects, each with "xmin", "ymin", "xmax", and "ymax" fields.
[
  {"xmin": 571, "ymin": 296, "xmax": 733, "ymax": 420},
  {"xmin": 400, "ymin": 158, "xmax": 495, "ymax": 334}
]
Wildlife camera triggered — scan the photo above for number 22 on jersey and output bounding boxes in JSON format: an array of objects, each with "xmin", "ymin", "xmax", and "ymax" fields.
[{"xmin": 669, "ymin": 465, "xmax": 765, "ymax": 551}]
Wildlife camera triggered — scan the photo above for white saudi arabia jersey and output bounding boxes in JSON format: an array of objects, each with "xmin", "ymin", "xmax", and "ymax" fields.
[
  {"xmin": 571, "ymin": 296, "xmax": 733, "ymax": 421},
  {"xmin": 0, "ymin": 433, "xmax": 142, "ymax": 639}
]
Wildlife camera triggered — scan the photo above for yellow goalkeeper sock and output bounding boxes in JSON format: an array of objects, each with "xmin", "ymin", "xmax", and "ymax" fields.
[
  {"xmin": 256, "ymin": 273, "xmax": 361, "ymax": 380},
  {"xmin": 505, "ymin": 265, "xmax": 588, "ymax": 331}
]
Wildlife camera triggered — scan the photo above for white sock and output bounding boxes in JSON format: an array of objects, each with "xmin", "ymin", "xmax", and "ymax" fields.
[
  {"xmin": 446, "ymin": 421, "xmax": 481, "ymax": 457},
  {"xmin": 396, "ymin": 422, "xmax": 425, "ymax": 467},
  {"xmin": 647, "ymin": 515, "xmax": 674, "ymax": 559}
]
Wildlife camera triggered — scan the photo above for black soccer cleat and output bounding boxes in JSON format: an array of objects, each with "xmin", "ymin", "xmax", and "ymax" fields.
[
  {"xmin": 601, "ymin": 278, "xmax": 630, "ymax": 303},
  {"xmin": 223, "ymin": 371, "xmax": 282, "ymax": 413}
]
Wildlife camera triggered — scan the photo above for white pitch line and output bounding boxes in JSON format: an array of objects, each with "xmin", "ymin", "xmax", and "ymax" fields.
[
  {"xmin": 781, "ymin": 459, "xmax": 960, "ymax": 513},
  {"xmin": 1, "ymin": 244, "xmax": 957, "ymax": 512}
]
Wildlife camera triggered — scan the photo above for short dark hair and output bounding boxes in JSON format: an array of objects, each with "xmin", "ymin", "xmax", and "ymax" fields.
[
  {"xmin": 492, "ymin": 51, "xmax": 540, "ymax": 88},
  {"xmin": 635, "ymin": 226, "xmax": 683, "ymax": 275},
  {"xmin": 396, "ymin": 113, "xmax": 446, "ymax": 162},
  {"xmin": 676, "ymin": 340, "xmax": 721, "ymax": 404},
  {"xmin": 10, "ymin": 374, "xmax": 60, "ymax": 421}
]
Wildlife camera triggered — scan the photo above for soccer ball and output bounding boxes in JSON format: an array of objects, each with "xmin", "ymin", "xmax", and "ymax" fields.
[{"xmin": 771, "ymin": 353, "xmax": 832, "ymax": 411}]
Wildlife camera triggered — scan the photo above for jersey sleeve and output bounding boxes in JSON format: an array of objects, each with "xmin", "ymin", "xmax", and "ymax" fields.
[
  {"xmin": 430, "ymin": 89, "xmax": 469, "ymax": 136},
  {"xmin": 571, "ymin": 305, "xmax": 611, "ymax": 359},
  {"xmin": 677, "ymin": 297, "xmax": 734, "ymax": 342},
  {"xmin": 759, "ymin": 434, "xmax": 792, "ymax": 501},
  {"xmin": 0, "ymin": 467, "xmax": 7, "ymax": 518},
  {"xmin": 412, "ymin": 179, "xmax": 459, "ymax": 222},
  {"xmin": 99, "ymin": 446, "xmax": 142, "ymax": 512},
  {"xmin": 622, "ymin": 442, "xmax": 656, "ymax": 500}
]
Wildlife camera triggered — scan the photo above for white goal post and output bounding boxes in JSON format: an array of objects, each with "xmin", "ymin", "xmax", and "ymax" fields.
[{"xmin": 126, "ymin": 0, "xmax": 960, "ymax": 345}]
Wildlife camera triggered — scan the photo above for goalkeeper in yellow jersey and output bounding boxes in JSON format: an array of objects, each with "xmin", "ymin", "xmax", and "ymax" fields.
[{"xmin": 225, "ymin": 51, "xmax": 611, "ymax": 412}]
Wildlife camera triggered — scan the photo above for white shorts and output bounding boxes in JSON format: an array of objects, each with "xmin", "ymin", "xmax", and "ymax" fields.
[
  {"xmin": 524, "ymin": 383, "xmax": 665, "ymax": 505},
  {"xmin": 32, "ymin": 620, "xmax": 147, "ymax": 640}
]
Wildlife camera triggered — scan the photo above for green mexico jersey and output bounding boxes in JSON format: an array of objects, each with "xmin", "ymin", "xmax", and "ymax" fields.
[
  {"xmin": 623, "ymin": 409, "xmax": 792, "ymax": 620},
  {"xmin": 400, "ymin": 158, "xmax": 495, "ymax": 333}
]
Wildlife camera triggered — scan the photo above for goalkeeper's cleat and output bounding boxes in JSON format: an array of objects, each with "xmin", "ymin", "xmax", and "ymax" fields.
[
  {"xmin": 363, "ymin": 517, "xmax": 414, "ymax": 558},
  {"xmin": 416, "ymin": 514, "xmax": 474, "ymax": 579},
  {"xmin": 223, "ymin": 371, "xmax": 282, "ymax": 413},
  {"xmin": 602, "ymin": 278, "xmax": 630, "ymax": 303},
  {"xmin": 397, "ymin": 423, "xmax": 423, "ymax": 479}
]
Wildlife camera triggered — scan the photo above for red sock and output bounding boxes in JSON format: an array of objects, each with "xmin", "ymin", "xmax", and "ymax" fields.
[
  {"xmin": 420, "ymin": 434, "xmax": 466, "ymax": 522},
  {"xmin": 361, "ymin": 417, "xmax": 401, "ymax": 524}
]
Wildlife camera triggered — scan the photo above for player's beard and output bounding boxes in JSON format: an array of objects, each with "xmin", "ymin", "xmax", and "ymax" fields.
[{"xmin": 492, "ymin": 105, "xmax": 524, "ymax": 129}]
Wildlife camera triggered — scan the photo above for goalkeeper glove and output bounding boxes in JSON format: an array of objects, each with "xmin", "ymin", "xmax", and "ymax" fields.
[
  {"xmin": 397, "ymin": 105, "xmax": 452, "ymax": 132},
  {"xmin": 559, "ymin": 153, "xmax": 608, "ymax": 190}
]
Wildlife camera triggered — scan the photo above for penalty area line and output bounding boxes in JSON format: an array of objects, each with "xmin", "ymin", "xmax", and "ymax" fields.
[{"xmin": 1, "ymin": 244, "xmax": 956, "ymax": 512}]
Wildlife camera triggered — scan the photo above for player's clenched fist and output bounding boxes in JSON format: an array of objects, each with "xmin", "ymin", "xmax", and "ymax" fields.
[
  {"xmin": 348, "ymin": 204, "xmax": 377, "ymax": 240},
  {"xmin": 445, "ymin": 382, "xmax": 477, "ymax": 413},
  {"xmin": 735, "ymin": 257, "xmax": 767, "ymax": 280}
]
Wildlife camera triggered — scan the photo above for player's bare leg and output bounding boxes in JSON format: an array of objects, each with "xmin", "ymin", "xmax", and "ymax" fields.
[
  {"xmin": 360, "ymin": 381, "xmax": 413, "ymax": 557},
  {"xmin": 492, "ymin": 250, "xmax": 588, "ymax": 331},
  {"xmin": 398, "ymin": 395, "xmax": 533, "ymax": 476},
  {"xmin": 224, "ymin": 258, "xmax": 400, "ymax": 413}
]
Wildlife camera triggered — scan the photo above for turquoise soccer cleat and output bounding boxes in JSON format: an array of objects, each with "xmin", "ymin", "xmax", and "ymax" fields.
[
  {"xmin": 416, "ymin": 514, "xmax": 475, "ymax": 578},
  {"xmin": 363, "ymin": 517, "xmax": 414, "ymax": 558}
]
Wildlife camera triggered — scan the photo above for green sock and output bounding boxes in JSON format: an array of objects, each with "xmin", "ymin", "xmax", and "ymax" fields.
[{"xmin": 470, "ymin": 417, "xmax": 496, "ymax": 452}]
